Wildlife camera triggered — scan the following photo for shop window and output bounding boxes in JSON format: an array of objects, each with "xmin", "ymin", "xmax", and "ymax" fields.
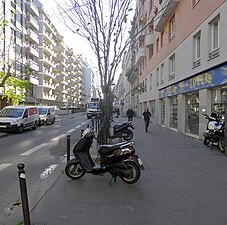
[
  {"xmin": 193, "ymin": 31, "xmax": 201, "ymax": 67},
  {"xmin": 185, "ymin": 92, "xmax": 199, "ymax": 135},
  {"xmin": 211, "ymin": 88, "xmax": 227, "ymax": 118},
  {"xmin": 150, "ymin": 100, "xmax": 155, "ymax": 122},
  {"xmin": 161, "ymin": 99, "xmax": 165, "ymax": 125},
  {"xmin": 170, "ymin": 96, "xmax": 178, "ymax": 129}
]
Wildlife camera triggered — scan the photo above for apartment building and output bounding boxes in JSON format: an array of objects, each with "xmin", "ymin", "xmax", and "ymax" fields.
[
  {"xmin": 0, "ymin": 0, "xmax": 88, "ymax": 109},
  {"xmin": 123, "ymin": 0, "xmax": 227, "ymax": 139}
]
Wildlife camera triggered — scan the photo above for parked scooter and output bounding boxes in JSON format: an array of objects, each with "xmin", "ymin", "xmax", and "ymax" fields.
[
  {"xmin": 65, "ymin": 128, "xmax": 144, "ymax": 185},
  {"xmin": 110, "ymin": 121, "xmax": 134, "ymax": 141},
  {"xmin": 202, "ymin": 109, "xmax": 225, "ymax": 152}
]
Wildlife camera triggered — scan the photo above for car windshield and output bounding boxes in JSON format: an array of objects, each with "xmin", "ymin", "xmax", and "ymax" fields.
[
  {"xmin": 87, "ymin": 103, "xmax": 99, "ymax": 109},
  {"xmin": 0, "ymin": 108, "xmax": 24, "ymax": 118},
  {"xmin": 38, "ymin": 108, "xmax": 48, "ymax": 115}
]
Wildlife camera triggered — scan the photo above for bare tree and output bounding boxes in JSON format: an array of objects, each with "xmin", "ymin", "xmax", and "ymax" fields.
[{"xmin": 57, "ymin": 0, "xmax": 135, "ymax": 143}]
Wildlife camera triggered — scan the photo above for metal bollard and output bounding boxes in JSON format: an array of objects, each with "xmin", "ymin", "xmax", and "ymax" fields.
[
  {"xmin": 17, "ymin": 163, "xmax": 31, "ymax": 225},
  {"xmin": 67, "ymin": 135, "xmax": 70, "ymax": 162}
]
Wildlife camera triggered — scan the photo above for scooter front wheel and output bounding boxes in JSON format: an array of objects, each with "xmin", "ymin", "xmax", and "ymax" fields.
[
  {"xmin": 121, "ymin": 161, "xmax": 140, "ymax": 184},
  {"xmin": 218, "ymin": 136, "xmax": 225, "ymax": 153},
  {"xmin": 65, "ymin": 160, "xmax": 86, "ymax": 179}
]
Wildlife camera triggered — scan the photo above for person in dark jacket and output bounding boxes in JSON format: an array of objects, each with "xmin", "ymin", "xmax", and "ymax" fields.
[
  {"xmin": 126, "ymin": 108, "xmax": 134, "ymax": 121},
  {"xmin": 143, "ymin": 108, "xmax": 151, "ymax": 132}
]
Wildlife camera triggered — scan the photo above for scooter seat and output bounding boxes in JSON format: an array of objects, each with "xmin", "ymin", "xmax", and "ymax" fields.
[
  {"xmin": 99, "ymin": 142, "xmax": 129, "ymax": 156},
  {"xmin": 113, "ymin": 122, "xmax": 128, "ymax": 130}
]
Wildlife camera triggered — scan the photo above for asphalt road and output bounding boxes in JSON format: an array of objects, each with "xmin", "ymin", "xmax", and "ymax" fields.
[{"xmin": 0, "ymin": 113, "xmax": 90, "ymax": 224}]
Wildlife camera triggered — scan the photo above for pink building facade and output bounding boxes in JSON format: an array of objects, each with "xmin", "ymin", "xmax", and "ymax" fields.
[{"xmin": 130, "ymin": 0, "xmax": 227, "ymax": 139}]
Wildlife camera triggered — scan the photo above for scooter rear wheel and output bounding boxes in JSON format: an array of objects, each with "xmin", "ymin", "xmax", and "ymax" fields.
[
  {"xmin": 203, "ymin": 137, "xmax": 210, "ymax": 145},
  {"xmin": 65, "ymin": 161, "xmax": 86, "ymax": 179},
  {"xmin": 121, "ymin": 161, "xmax": 140, "ymax": 184},
  {"xmin": 123, "ymin": 129, "xmax": 133, "ymax": 141}
]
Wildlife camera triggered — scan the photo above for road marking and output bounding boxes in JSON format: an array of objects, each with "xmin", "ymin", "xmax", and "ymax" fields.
[
  {"xmin": 21, "ymin": 143, "xmax": 49, "ymax": 156},
  {"xmin": 67, "ymin": 128, "xmax": 76, "ymax": 133},
  {"xmin": 51, "ymin": 134, "xmax": 66, "ymax": 141},
  {"xmin": 0, "ymin": 163, "xmax": 12, "ymax": 171},
  {"xmin": 40, "ymin": 164, "xmax": 58, "ymax": 179},
  {"xmin": 75, "ymin": 125, "xmax": 81, "ymax": 129}
]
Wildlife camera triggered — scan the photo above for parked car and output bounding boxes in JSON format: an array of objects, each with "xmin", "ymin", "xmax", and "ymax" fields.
[
  {"xmin": 0, "ymin": 105, "xmax": 39, "ymax": 133},
  {"xmin": 38, "ymin": 106, "xmax": 56, "ymax": 126}
]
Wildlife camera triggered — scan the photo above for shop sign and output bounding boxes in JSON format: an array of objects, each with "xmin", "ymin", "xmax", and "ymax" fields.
[{"xmin": 159, "ymin": 63, "xmax": 227, "ymax": 98}]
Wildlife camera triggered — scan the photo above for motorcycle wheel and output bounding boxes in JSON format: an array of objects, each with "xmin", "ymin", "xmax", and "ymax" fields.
[
  {"xmin": 218, "ymin": 136, "xmax": 225, "ymax": 153},
  {"xmin": 121, "ymin": 161, "xmax": 140, "ymax": 184},
  {"xmin": 65, "ymin": 161, "xmax": 86, "ymax": 179},
  {"xmin": 203, "ymin": 137, "xmax": 210, "ymax": 145},
  {"xmin": 123, "ymin": 129, "xmax": 133, "ymax": 141}
]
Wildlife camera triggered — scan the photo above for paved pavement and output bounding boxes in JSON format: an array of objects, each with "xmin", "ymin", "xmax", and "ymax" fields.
[{"xmin": 3, "ymin": 115, "xmax": 227, "ymax": 225}]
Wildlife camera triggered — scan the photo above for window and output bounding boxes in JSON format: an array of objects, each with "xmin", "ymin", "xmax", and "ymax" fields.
[
  {"xmin": 193, "ymin": 0, "xmax": 200, "ymax": 7},
  {"xmin": 156, "ymin": 38, "xmax": 159, "ymax": 53},
  {"xmin": 169, "ymin": 54, "xmax": 175, "ymax": 80},
  {"xmin": 156, "ymin": 67, "xmax": 159, "ymax": 86},
  {"xmin": 150, "ymin": 73, "xmax": 152, "ymax": 90},
  {"xmin": 193, "ymin": 31, "xmax": 201, "ymax": 67},
  {"xmin": 209, "ymin": 15, "xmax": 220, "ymax": 59},
  {"xmin": 160, "ymin": 63, "xmax": 164, "ymax": 84},
  {"xmin": 144, "ymin": 78, "xmax": 147, "ymax": 92},
  {"xmin": 161, "ymin": 31, "xmax": 164, "ymax": 47},
  {"xmin": 169, "ymin": 15, "xmax": 176, "ymax": 40},
  {"xmin": 148, "ymin": 48, "xmax": 153, "ymax": 59}
]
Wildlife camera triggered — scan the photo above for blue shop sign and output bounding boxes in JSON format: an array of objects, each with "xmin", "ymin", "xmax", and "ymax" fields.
[{"xmin": 159, "ymin": 63, "xmax": 227, "ymax": 98}]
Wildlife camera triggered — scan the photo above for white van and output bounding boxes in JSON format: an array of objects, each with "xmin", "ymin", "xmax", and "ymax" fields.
[
  {"xmin": 38, "ymin": 106, "xmax": 56, "ymax": 126},
  {"xmin": 0, "ymin": 106, "xmax": 39, "ymax": 133}
]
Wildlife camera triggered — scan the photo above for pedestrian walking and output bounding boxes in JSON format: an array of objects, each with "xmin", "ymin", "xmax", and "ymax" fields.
[
  {"xmin": 126, "ymin": 108, "xmax": 134, "ymax": 121},
  {"xmin": 143, "ymin": 108, "xmax": 151, "ymax": 132}
]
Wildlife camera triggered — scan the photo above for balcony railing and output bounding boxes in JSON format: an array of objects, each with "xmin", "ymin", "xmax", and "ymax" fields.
[
  {"xmin": 135, "ymin": 47, "xmax": 145, "ymax": 65},
  {"xmin": 145, "ymin": 32, "xmax": 154, "ymax": 48}
]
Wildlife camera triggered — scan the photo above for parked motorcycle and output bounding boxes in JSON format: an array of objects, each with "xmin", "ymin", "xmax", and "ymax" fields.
[
  {"xmin": 65, "ymin": 128, "xmax": 144, "ymax": 185},
  {"xmin": 110, "ymin": 121, "xmax": 134, "ymax": 141},
  {"xmin": 202, "ymin": 109, "xmax": 225, "ymax": 153}
]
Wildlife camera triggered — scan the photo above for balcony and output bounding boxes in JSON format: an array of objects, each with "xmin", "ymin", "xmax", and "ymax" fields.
[
  {"xmin": 135, "ymin": 47, "xmax": 145, "ymax": 65},
  {"xmin": 67, "ymin": 49, "xmax": 73, "ymax": 56},
  {"xmin": 66, "ymin": 57, "xmax": 74, "ymax": 64},
  {"xmin": 54, "ymin": 54, "xmax": 64, "ymax": 62},
  {"xmin": 155, "ymin": 0, "xmax": 179, "ymax": 32},
  {"xmin": 28, "ymin": 16, "xmax": 39, "ymax": 31},
  {"xmin": 27, "ymin": 1, "xmax": 39, "ymax": 17},
  {"xmin": 66, "ymin": 65, "xmax": 73, "ymax": 72},
  {"xmin": 28, "ymin": 30, "xmax": 39, "ymax": 44},
  {"xmin": 54, "ymin": 44, "xmax": 64, "ymax": 52},
  {"xmin": 145, "ymin": 32, "xmax": 154, "ymax": 48},
  {"xmin": 30, "ymin": 46, "xmax": 39, "ymax": 58},
  {"xmin": 56, "ymin": 34, "xmax": 63, "ymax": 42}
]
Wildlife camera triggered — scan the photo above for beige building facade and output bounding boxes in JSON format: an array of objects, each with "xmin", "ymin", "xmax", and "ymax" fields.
[{"xmin": 122, "ymin": 0, "xmax": 227, "ymax": 139}]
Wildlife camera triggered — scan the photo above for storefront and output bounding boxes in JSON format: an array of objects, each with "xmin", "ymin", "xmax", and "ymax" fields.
[
  {"xmin": 185, "ymin": 92, "xmax": 199, "ymax": 135},
  {"xmin": 170, "ymin": 96, "xmax": 178, "ymax": 129},
  {"xmin": 159, "ymin": 62, "xmax": 227, "ymax": 137},
  {"xmin": 160, "ymin": 99, "xmax": 165, "ymax": 126}
]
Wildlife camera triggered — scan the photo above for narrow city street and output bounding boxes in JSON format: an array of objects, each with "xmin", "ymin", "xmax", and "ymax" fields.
[{"xmin": 3, "ymin": 115, "xmax": 227, "ymax": 225}]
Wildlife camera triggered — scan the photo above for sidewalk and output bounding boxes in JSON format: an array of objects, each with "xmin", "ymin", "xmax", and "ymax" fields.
[{"xmin": 6, "ymin": 116, "xmax": 227, "ymax": 225}]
